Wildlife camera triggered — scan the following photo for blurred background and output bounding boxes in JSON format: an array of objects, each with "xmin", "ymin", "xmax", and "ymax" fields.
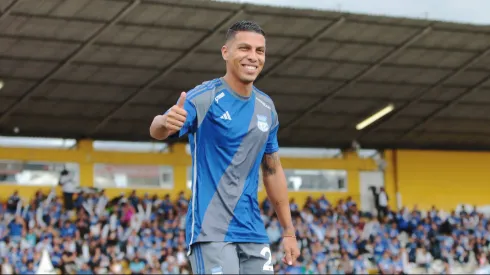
[{"xmin": 1, "ymin": 0, "xmax": 490, "ymax": 274}]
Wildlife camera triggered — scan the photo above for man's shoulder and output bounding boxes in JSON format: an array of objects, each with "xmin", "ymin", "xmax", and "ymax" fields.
[
  {"xmin": 187, "ymin": 78, "xmax": 221, "ymax": 101},
  {"xmin": 253, "ymin": 86, "xmax": 274, "ymax": 104},
  {"xmin": 253, "ymin": 86, "xmax": 277, "ymax": 112}
]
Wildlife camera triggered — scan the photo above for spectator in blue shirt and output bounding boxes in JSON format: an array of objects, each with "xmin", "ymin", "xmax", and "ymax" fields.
[
  {"xmin": 8, "ymin": 216, "xmax": 25, "ymax": 242},
  {"xmin": 20, "ymin": 261, "xmax": 36, "ymax": 275},
  {"xmin": 378, "ymin": 251, "xmax": 393, "ymax": 274},
  {"xmin": 129, "ymin": 257, "xmax": 146, "ymax": 274}
]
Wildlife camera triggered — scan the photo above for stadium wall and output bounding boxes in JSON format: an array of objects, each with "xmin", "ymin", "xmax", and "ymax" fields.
[
  {"xmin": 0, "ymin": 140, "xmax": 380, "ymax": 208},
  {"xmin": 395, "ymin": 150, "xmax": 490, "ymax": 210},
  {"xmin": 4, "ymin": 141, "xmax": 485, "ymax": 212}
]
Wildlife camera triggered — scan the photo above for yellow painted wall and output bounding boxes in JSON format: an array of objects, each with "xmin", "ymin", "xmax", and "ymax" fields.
[
  {"xmin": 396, "ymin": 150, "xmax": 490, "ymax": 210},
  {"xmin": 0, "ymin": 141, "xmax": 190, "ymax": 201},
  {"xmin": 0, "ymin": 140, "xmax": 378, "ymax": 207},
  {"xmin": 6, "ymin": 143, "xmax": 488, "ymax": 212}
]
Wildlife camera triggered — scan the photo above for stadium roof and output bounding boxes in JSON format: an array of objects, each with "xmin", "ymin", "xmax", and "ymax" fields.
[{"xmin": 1, "ymin": 0, "xmax": 490, "ymax": 151}]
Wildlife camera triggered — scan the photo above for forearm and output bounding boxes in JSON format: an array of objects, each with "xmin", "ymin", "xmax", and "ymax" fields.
[
  {"xmin": 262, "ymin": 153, "xmax": 295, "ymax": 234},
  {"xmin": 264, "ymin": 177, "xmax": 294, "ymax": 234},
  {"xmin": 149, "ymin": 115, "xmax": 171, "ymax": 140}
]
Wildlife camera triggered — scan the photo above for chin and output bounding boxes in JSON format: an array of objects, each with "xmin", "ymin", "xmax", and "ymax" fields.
[{"xmin": 240, "ymin": 75, "xmax": 258, "ymax": 83}]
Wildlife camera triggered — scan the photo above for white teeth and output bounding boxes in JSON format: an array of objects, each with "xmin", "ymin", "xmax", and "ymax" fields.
[{"xmin": 245, "ymin": 65, "xmax": 257, "ymax": 70}]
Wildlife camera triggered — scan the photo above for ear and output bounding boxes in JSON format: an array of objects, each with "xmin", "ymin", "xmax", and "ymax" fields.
[{"xmin": 221, "ymin": 45, "xmax": 228, "ymax": 61}]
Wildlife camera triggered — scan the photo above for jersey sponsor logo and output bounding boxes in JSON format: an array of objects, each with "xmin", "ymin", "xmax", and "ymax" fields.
[
  {"xmin": 220, "ymin": 111, "xmax": 232, "ymax": 120},
  {"xmin": 215, "ymin": 92, "xmax": 225, "ymax": 103},
  {"xmin": 256, "ymin": 97, "xmax": 271, "ymax": 110},
  {"xmin": 257, "ymin": 115, "xmax": 269, "ymax": 132}
]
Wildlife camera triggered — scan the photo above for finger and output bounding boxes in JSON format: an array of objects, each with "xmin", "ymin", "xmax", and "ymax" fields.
[
  {"xmin": 166, "ymin": 118, "xmax": 184, "ymax": 128},
  {"xmin": 172, "ymin": 107, "xmax": 187, "ymax": 117},
  {"xmin": 176, "ymin": 91, "xmax": 186, "ymax": 108},
  {"xmin": 168, "ymin": 112, "xmax": 187, "ymax": 123},
  {"xmin": 285, "ymin": 249, "xmax": 293, "ymax": 265},
  {"xmin": 295, "ymin": 248, "xmax": 300, "ymax": 260},
  {"xmin": 166, "ymin": 124, "xmax": 181, "ymax": 132}
]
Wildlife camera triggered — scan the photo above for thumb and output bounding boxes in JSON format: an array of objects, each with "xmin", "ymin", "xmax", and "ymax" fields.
[{"xmin": 177, "ymin": 92, "xmax": 186, "ymax": 108}]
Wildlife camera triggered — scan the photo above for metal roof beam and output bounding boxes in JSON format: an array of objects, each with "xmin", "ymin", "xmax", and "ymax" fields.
[
  {"xmin": 249, "ymin": 9, "xmax": 490, "ymax": 36},
  {"xmin": 108, "ymin": 0, "xmax": 238, "ymax": 12},
  {"xmin": 0, "ymin": 74, "xmax": 482, "ymax": 91},
  {"xmin": 278, "ymin": 25, "xmax": 433, "ymax": 137},
  {"xmin": 6, "ymin": 54, "xmax": 489, "ymax": 75},
  {"xmin": 0, "ymin": 0, "xmax": 20, "ymax": 20},
  {"xmin": 9, "ymin": 11, "xmax": 211, "ymax": 32},
  {"xmin": 256, "ymin": 17, "xmax": 346, "ymax": 81},
  {"xmin": 398, "ymin": 73, "xmax": 490, "ymax": 139},
  {"xmin": 0, "ymin": 0, "xmax": 141, "ymax": 125},
  {"xmin": 1, "ymin": 31, "xmax": 483, "ymax": 55},
  {"xmin": 359, "ymin": 46, "xmax": 490, "ymax": 138},
  {"xmin": 87, "ymin": 7, "xmax": 246, "ymax": 136}
]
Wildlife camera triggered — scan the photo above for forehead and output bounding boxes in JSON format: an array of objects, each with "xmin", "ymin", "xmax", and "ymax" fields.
[{"xmin": 231, "ymin": 31, "xmax": 265, "ymax": 46}]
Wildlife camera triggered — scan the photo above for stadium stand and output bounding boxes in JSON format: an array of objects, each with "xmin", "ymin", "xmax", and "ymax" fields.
[{"xmin": 1, "ymin": 188, "xmax": 488, "ymax": 274}]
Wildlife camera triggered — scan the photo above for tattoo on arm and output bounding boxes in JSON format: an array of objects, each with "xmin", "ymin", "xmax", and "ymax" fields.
[
  {"xmin": 261, "ymin": 153, "xmax": 279, "ymax": 176},
  {"xmin": 274, "ymin": 199, "xmax": 284, "ymax": 206}
]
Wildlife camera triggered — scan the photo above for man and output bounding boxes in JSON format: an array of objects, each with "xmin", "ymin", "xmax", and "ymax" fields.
[
  {"xmin": 6, "ymin": 190, "xmax": 20, "ymax": 214},
  {"xmin": 378, "ymin": 187, "xmax": 389, "ymax": 219},
  {"xmin": 149, "ymin": 21, "xmax": 299, "ymax": 274},
  {"xmin": 59, "ymin": 168, "xmax": 77, "ymax": 213}
]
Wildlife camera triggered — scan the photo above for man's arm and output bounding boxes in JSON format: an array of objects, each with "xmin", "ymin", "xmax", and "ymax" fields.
[
  {"xmin": 149, "ymin": 92, "xmax": 189, "ymax": 141},
  {"xmin": 262, "ymin": 152, "xmax": 299, "ymax": 265},
  {"xmin": 261, "ymin": 152, "xmax": 294, "ymax": 235}
]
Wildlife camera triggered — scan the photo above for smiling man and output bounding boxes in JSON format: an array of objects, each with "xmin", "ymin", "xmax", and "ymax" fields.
[{"xmin": 149, "ymin": 20, "xmax": 299, "ymax": 274}]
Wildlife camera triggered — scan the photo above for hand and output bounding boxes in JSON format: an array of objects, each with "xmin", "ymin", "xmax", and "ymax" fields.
[
  {"xmin": 163, "ymin": 92, "xmax": 187, "ymax": 134},
  {"xmin": 282, "ymin": 236, "xmax": 300, "ymax": 266}
]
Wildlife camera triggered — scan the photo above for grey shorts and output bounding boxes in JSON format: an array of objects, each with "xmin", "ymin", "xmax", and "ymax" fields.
[{"xmin": 189, "ymin": 242, "xmax": 274, "ymax": 274}]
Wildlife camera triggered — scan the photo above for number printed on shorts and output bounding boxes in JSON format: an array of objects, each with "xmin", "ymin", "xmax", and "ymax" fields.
[{"xmin": 260, "ymin": 246, "xmax": 273, "ymax": 272}]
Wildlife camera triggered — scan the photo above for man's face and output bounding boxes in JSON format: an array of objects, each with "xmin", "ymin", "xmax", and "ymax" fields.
[{"xmin": 222, "ymin": 31, "xmax": 266, "ymax": 84}]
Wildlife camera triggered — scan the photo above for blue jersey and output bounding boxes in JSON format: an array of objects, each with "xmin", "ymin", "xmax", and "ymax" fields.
[{"xmin": 166, "ymin": 78, "xmax": 279, "ymax": 251}]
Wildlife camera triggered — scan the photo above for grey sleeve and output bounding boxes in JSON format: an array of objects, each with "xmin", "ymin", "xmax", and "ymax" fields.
[{"xmin": 190, "ymin": 90, "xmax": 215, "ymax": 128}]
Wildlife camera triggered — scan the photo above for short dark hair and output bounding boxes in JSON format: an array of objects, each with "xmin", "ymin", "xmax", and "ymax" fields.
[{"xmin": 226, "ymin": 20, "xmax": 265, "ymax": 41}]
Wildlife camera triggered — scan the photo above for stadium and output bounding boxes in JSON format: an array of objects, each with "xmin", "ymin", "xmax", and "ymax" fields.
[{"xmin": 1, "ymin": 0, "xmax": 490, "ymax": 274}]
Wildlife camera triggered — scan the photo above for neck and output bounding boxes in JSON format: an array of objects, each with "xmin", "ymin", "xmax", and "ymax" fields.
[{"xmin": 223, "ymin": 73, "xmax": 253, "ymax": 97}]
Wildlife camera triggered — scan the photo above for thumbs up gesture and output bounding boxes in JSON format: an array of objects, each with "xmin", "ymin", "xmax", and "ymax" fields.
[{"xmin": 164, "ymin": 92, "xmax": 188, "ymax": 133}]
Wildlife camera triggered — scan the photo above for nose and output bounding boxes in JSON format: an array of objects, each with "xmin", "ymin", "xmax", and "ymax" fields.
[{"xmin": 247, "ymin": 51, "xmax": 258, "ymax": 63}]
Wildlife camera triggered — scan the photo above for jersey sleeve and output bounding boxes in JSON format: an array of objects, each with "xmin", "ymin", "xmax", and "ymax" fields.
[
  {"xmin": 164, "ymin": 97, "xmax": 197, "ymax": 138},
  {"xmin": 265, "ymin": 108, "xmax": 279, "ymax": 154}
]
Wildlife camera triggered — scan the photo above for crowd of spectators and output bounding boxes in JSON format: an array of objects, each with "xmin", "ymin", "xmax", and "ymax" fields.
[
  {"xmin": 0, "ymin": 188, "xmax": 488, "ymax": 274},
  {"xmin": 267, "ymin": 196, "xmax": 489, "ymax": 274}
]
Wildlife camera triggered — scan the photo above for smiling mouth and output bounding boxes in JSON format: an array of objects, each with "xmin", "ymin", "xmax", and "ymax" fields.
[{"xmin": 242, "ymin": 64, "xmax": 258, "ymax": 72}]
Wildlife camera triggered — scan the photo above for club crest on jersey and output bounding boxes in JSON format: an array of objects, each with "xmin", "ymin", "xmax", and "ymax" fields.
[{"xmin": 256, "ymin": 115, "xmax": 269, "ymax": 132}]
